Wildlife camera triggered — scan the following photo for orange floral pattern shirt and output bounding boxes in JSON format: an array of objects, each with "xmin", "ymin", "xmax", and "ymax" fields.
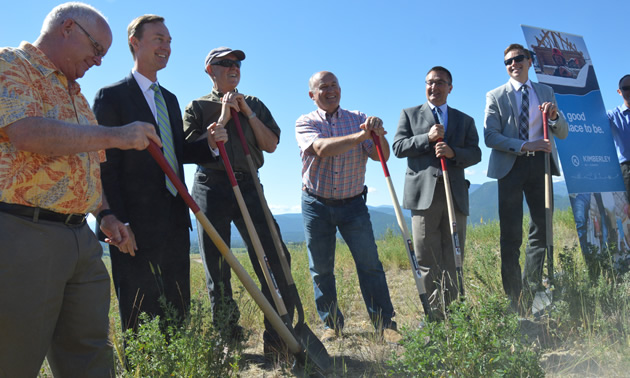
[{"xmin": 0, "ymin": 42, "xmax": 105, "ymax": 214}]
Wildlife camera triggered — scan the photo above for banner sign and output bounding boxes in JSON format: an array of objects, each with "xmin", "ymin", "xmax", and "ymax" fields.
[{"xmin": 521, "ymin": 26, "xmax": 630, "ymax": 263}]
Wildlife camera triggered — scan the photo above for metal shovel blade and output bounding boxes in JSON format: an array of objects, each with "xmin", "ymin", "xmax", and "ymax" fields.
[{"xmin": 294, "ymin": 322, "xmax": 332, "ymax": 374}]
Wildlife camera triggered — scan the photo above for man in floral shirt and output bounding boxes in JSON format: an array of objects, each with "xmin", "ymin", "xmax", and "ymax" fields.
[{"xmin": 0, "ymin": 3, "xmax": 159, "ymax": 376}]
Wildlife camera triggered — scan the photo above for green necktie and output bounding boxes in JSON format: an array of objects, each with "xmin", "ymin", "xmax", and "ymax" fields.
[{"xmin": 151, "ymin": 83, "xmax": 178, "ymax": 196}]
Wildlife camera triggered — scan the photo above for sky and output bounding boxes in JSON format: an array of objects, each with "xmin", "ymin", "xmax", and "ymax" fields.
[{"xmin": 1, "ymin": 0, "xmax": 627, "ymax": 214}]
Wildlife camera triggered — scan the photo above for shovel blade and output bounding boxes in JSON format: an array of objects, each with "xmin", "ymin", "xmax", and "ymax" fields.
[
  {"xmin": 532, "ymin": 288, "xmax": 553, "ymax": 316},
  {"xmin": 294, "ymin": 322, "xmax": 332, "ymax": 374}
]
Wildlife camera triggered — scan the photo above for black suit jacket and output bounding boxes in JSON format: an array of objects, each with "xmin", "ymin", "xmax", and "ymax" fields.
[{"xmin": 93, "ymin": 73, "xmax": 214, "ymax": 243}]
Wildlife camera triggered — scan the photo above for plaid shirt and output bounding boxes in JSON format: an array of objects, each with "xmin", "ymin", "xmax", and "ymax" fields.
[
  {"xmin": 296, "ymin": 107, "xmax": 373, "ymax": 200},
  {"xmin": 0, "ymin": 42, "xmax": 105, "ymax": 213}
]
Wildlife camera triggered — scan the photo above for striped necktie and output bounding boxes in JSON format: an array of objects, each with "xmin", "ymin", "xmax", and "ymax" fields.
[
  {"xmin": 151, "ymin": 83, "xmax": 178, "ymax": 196},
  {"xmin": 519, "ymin": 85, "xmax": 530, "ymax": 141}
]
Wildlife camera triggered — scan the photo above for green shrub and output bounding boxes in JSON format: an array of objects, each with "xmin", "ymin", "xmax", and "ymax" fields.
[
  {"xmin": 120, "ymin": 300, "xmax": 240, "ymax": 377},
  {"xmin": 388, "ymin": 295, "xmax": 543, "ymax": 377}
]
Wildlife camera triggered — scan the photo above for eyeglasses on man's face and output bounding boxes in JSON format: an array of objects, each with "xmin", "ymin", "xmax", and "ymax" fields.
[{"xmin": 72, "ymin": 19, "xmax": 105, "ymax": 58}]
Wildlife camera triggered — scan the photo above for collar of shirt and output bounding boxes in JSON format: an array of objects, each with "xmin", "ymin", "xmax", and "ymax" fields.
[
  {"xmin": 21, "ymin": 42, "xmax": 80, "ymax": 95},
  {"xmin": 21, "ymin": 42, "xmax": 57, "ymax": 79},
  {"xmin": 211, "ymin": 87, "xmax": 239, "ymax": 99},
  {"xmin": 132, "ymin": 69, "xmax": 159, "ymax": 121},
  {"xmin": 316, "ymin": 107, "xmax": 340, "ymax": 122}
]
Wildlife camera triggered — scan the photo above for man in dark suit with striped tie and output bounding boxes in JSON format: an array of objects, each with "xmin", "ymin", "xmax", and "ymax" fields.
[
  {"xmin": 484, "ymin": 44, "xmax": 568, "ymax": 313},
  {"xmin": 93, "ymin": 15, "xmax": 226, "ymax": 333}
]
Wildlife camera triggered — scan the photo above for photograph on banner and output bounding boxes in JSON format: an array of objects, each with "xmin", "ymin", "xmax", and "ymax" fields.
[
  {"xmin": 522, "ymin": 27, "xmax": 598, "ymax": 96},
  {"xmin": 570, "ymin": 192, "xmax": 630, "ymax": 271},
  {"xmin": 522, "ymin": 25, "xmax": 629, "ymax": 268}
]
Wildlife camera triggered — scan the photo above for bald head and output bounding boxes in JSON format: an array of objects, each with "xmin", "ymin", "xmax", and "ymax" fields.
[{"xmin": 308, "ymin": 71, "xmax": 341, "ymax": 114}]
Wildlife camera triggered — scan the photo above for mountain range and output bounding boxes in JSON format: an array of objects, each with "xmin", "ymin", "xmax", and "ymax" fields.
[
  {"xmin": 94, "ymin": 181, "xmax": 572, "ymax": 253},
  {"xmin": 190, "ymin": 180, "xmax": 572, "ymax": 248}
]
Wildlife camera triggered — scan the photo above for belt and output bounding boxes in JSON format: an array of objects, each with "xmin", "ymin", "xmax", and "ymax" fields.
[
  {"xmin": 522, "ymin": 151, "xmax": 537, "ymax": 157},
  {"xmin": 0, "ymin": 202, "xmax": 87, "ymax": 226},
  {"xmin": 304, "ymin": 187, "xmax": 366, "ymax": 207},
  {"xmin": 201, "ymin": 168, "xmax": 252, "ymax": 181}
]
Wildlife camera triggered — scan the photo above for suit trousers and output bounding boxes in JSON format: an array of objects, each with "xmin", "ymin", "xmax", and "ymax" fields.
[
  {"xmin": 192, "ymin": 167, "xmax": 293, "ymax": 347},
  {"xmin": 411, "ymin": 179, "xmax": 466, "ymax": 314},
  {"xmin": 0, "ymin": 212, "xmax": 113, "ymax": 377},
  {"xmin": 110, "ymin": 193, "xmax": 191, "ymax": 332},
  {"xmin": 498, "ymin": 153, "xmax": 550, "ymax": 303}
]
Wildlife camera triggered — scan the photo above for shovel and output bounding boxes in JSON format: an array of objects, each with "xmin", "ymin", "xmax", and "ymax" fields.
[
  {"xmin": 216, "ymin": 132, "xmax": 331, "ymax": 373},
  {"xmin": 229, "ymin": 109, "xmax": 329, "ymax": 363},
  {"xmin": 533, "ymin": 112, "xmax": 554, "ymax": 315},
  {"xmin": 371, "ymin": 133, "xmax": 434, "ymax": 321},
  {"xmin": 146, "ymin": 141, "xmax": 330, "ymax": 373},
  {"xmin": 437, "ymin": 138, "xmax": 465, "ymax": 297}
]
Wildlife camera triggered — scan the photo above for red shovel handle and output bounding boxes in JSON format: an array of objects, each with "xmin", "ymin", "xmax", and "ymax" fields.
[
  {"xmin": 216, "ymin": 142, "xmax": 238, "ymax": 188},
  {"xmin": 437, "ymin": 137, "xmax": 448, "ymax": 172},
  {"xmin": 543, "ymin": 112, "xmax": 549, "ymax": 140},
  {"xmin": 147, "ymin": 141, "xmax": 200, "ymax": 213},
  {"xmin": 230, "ymin": 109, "xmax": 251, "ymax": 155},
  {"xmin": 371, "ymin": 133, "xmax": 390, "ymax": 177}
]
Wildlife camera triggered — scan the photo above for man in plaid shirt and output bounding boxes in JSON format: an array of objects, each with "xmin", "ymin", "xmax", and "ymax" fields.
[{"xmin": 295, "ymin": 71, "xmax": 401, "ymax": 343}]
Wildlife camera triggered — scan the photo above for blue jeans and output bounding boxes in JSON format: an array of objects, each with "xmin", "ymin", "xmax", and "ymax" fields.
[
  {"xmin": 301, "ymin": 190, "xmax": 395, "ymax": 331},
  {"xmin": 570, "ymin": 193, "xmax": 591, "ymax": 257}
]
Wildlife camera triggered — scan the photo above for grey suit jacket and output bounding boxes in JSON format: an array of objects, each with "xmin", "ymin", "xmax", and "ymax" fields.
[
  {"xmin": 484, "ymin": 81, "xmax": 569, "ymax": 179},
  {"xmin": 393, "ymin": 103, "xmax": 481, "ymax": 215}
]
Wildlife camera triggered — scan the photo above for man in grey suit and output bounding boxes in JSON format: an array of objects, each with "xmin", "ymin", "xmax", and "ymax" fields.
[
  {"xmin": 484, "ymin": 44, "xmax": 568, "ymax": 313},
  {"xmin": 393, "ymin": 66, "xmax": 481, "ymax": 318}
]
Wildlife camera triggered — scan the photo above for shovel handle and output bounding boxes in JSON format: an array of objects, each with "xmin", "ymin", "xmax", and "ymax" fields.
[
  {"xmin": 216, "ymin": 140, "xmax": 289, "ymax": 316},
  {"xmin": 230, "ymin": 109, "xmax": 251, "ymax": 155},
  {"xmin": 147, "ymin": 142, "xmax": 199, "ymax": 213},
  {"xmin": 145, "ymin": 141, "xmax": 301, "ymax": 353},
  {"xmin": 437, "ymin": 137, "xmax": 448, "ymax": 172},
  {"xmin": 371, "ymin": 132, "xmax": 435, "ymax": 320}
]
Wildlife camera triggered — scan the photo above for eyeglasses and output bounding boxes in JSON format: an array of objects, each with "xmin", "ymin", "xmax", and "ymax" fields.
[
  {"xmin": 620, "ymin": 86, "xmax": 630, "ymax": 92},
  {"xmin": 504, "ymin": 54, "xmax": 526, "ymax": 66},
  {"xmin": 211, "ymin": 59, "xmax": 241, "ymax": 68},
  {"xmin": 426, "ymin": 80, "xmax": 450, "ymax": 87},
  {"xmin": 72, "ymin": 19, "xmax": 105, "ymax": 58}
]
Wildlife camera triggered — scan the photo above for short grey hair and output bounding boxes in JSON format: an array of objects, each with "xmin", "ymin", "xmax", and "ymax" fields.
[{"xmin": 40, "ymin": 2, "xmax": 106, "ymax": 35}]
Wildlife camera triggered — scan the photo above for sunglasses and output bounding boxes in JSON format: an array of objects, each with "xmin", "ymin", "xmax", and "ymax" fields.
[
  {"xmin": 620, "ymin": 86, "xmax": 630, "ymax": 92},
  {"xmin": 211, "ymin": 59, "xmax": 241, "ymax": 68},
  {"xmin": 504, "ymin": 54, "xmax": 526, "ymax": 66}
]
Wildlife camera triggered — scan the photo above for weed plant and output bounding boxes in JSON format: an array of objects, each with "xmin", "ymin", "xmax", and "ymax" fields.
[{"xmin": 387, "ymin": 295, "xmax": 544, "ymax": 377}]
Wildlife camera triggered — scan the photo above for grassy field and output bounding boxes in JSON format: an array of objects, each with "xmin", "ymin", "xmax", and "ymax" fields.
[{"xmin": 38, "ymin": 209, "xmax": 630, "ymax": 376}]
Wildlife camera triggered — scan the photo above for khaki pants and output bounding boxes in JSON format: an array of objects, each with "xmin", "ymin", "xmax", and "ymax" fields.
[{"xmin": 0, "ymin": 212, "xmax": 113, "ymax": 377}]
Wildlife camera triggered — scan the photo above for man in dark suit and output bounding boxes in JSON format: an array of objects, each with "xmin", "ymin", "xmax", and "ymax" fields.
[
  {"xmin": 484, "ymin": 43, "xmax": 568, "ymax": 312},
  {"xmin": 93, "ymin": 15, "xmax": 226, "ymax": 332},
  {"xmin": 393, "ymin": 66, "xmax": 481, "ymax": 318}
]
